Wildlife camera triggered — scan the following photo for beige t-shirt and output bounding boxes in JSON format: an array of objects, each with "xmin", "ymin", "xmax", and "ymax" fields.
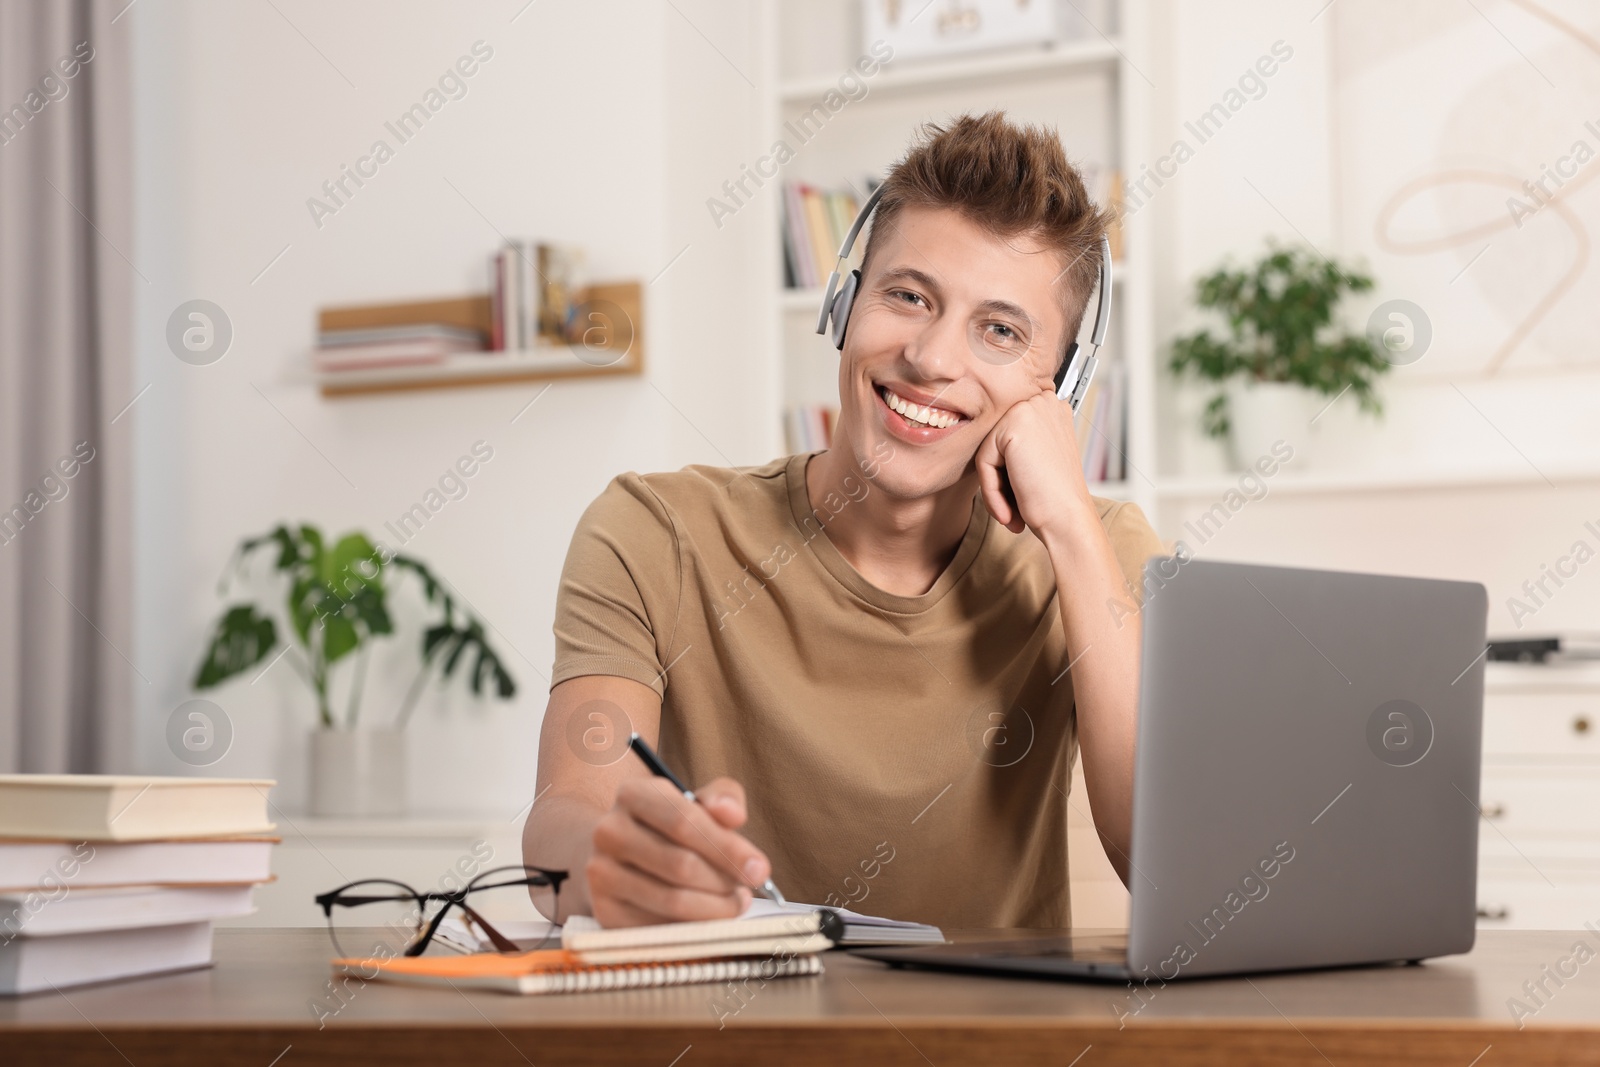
[{"xmin": 552, "ymin": 452, "xmax": 1164, "ymax": 929}]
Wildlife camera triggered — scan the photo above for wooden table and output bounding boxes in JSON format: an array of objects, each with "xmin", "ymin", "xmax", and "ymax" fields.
[{"xmin": 3, "ymin": 928, "xmax": 1599, "ymax": 1065}]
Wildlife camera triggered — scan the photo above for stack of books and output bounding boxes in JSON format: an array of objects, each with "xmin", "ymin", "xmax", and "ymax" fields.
[
  {"xmin": 314, "ymin": 324, "xmax": 487, "ymax": 373},
  {"xmin": 1075, "ymin": 359, "xmax": 1126, "ymax": 484},
  {"xmin": 0, "ymin": 775, "xmax": 277, "ymax": 995},
  {"xmin": 785, "ymin": 404, "xmax": 836, "ymax": 453},
  {"xmin": 781, "ymin": 180, "xmax": 877, "ymax": 291},
  {"xmin": 313, "ymin": 296, "xmax": 489, "ymax": 373},
  {"xmin": 492, "ymin": 241, "xmax": 586, "ymax": 351}
]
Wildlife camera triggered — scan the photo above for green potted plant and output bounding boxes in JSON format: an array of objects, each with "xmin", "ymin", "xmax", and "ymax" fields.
[
  {"xmin": 193, "ymin": 524, "xmax": 516, "ymax": 817},
  {"xmin": 1168, "ymin": 244, "xmax": 1388, "ymax": 468}
]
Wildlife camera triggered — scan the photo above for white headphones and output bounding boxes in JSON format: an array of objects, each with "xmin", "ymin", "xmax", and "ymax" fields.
[{"xmin": 815, "ymin": 183, "xmax": 1113, "ymax": 412}]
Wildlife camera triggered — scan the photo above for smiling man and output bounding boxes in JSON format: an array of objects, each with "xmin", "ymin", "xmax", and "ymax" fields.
[{"xmin": 525, "ymin": 112, "xmax": 1164, "ymax": 929}]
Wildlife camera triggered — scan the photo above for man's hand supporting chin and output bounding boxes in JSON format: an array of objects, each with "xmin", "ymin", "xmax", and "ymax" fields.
[{"xmin": 974, "ymin": 388, "xmax": 1141, "ymax": 888}]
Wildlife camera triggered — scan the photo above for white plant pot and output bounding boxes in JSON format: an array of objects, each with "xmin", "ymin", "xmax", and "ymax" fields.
[
  {"xmin": 1225, "ymin": 379, "xmax": 1316, "ymax": 471},
  {"xmin": 309, "ymin": 728, "xmax": 407, "ymax": 817}
]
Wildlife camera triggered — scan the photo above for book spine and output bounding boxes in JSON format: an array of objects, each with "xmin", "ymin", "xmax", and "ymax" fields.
[
  {"xmin": 504, "ymin": 246, "xmax": 521, "ymax": 351},
  {"xmin": 526, "ymin": 239, "xmax": 542, "ymax": 346},
  {"xmin": 537, "ymin": 243, "xmax": 555, "ymax": 339},
  {"xmin": 781, "ymin": 184, "xmax": 803, "ymax": 289},
  {"xmin": 803, "ymin": 188, "xmax": 834, "ymax": 290},
  {"xmin": 1104, "ymin": 363, "xmax": 1126, "ymax": 482},
  {"xmin": 491, "ymin": 253, "xmax": 504, "ymax": 351},
  {"xmin": 520, "ymin": 239, "xmax": 537, "ymax": 350},
  {"xmin": 1076, "ymin": 387, "xmax": 1101, "ymax": 479},
  {"xmin": 786, "ymin": 183, "xmax": 814, "ymax": 289}
]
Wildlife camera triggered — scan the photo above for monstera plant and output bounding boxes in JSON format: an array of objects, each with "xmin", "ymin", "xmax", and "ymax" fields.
[
  {"xmin": 194, "ymin": 524, "xmax": 516, "ymax": 728},
  {"xmin": 192, "ymin": 524, "xmax": 517, "ymax": 815}
]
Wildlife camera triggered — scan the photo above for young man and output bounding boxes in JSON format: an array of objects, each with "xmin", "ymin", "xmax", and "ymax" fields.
[{"xmin": 525, "ymin": 111, "xmax": 1163, "ymax": 929}]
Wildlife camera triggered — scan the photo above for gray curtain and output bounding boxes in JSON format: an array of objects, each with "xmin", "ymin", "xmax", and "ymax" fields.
[{"xmin": 0, "ymin": 0, "xmax": 134, "ymax": 772}]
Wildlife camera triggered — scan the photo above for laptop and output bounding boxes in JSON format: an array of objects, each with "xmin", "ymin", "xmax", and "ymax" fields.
[{"xmin": 854, "ymin": 557, "xmax": 1488, "ymax": 981}]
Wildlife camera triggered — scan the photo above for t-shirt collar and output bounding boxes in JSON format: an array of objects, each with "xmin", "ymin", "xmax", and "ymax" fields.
[{"xmin": 785, "ymin": 451, "xmax": 991, "ymax": 615}]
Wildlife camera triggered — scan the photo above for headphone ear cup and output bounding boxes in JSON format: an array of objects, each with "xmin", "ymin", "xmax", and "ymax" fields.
[
  {"xmin": 1055, "ymin": 341, "xmax": 1080, "ymax": 397},
  {"xmin": 829, "ymin": 270, "xmax": 861, "ymax": 350}
]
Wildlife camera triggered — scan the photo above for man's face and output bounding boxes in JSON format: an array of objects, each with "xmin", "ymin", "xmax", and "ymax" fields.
[{"xmin": 834, "ymin": 204, "xmax": 1074, "ymax": 500}]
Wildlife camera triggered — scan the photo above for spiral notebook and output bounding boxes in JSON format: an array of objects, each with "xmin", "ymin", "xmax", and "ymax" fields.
[
  {"xmin": 336, "ymin": 910, "xmax": 833, "ymax": 996},
  {"xmin": 334, "ymin": 947, "xmax": 823, "ymax": 995}
]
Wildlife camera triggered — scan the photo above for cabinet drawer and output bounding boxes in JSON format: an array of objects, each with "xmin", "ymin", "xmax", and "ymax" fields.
[
  {"xmin": 1477, "ymin": 769, "xmax": 1600, "ymax": 841},
  {"xmin": 1483, "ymin": 691, "xmax": 1600, "ymax": 759},
  {"xmin": 1475, "ymin": 871, "xmax": 1600, "ymax": 930}
]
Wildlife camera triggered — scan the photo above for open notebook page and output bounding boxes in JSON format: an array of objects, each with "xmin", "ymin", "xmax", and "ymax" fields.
[
  {"xmin": 739, "ymin": 897, "xmax": 933, "ymax": 929},
  {"xmin": 438, "ymin": 898, "xmax": 942, "ymax": 953}
]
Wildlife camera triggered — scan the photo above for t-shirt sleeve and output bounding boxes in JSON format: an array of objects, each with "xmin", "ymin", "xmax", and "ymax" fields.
[
  {"xmin": 550, "ymin": 473, "xmax": 681, "ymax": 698},
  {"xmin": 1102, "ymin": 500, "xmax": 1167, "ymax": 606}
]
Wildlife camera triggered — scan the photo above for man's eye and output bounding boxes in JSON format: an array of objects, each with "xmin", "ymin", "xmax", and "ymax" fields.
[
  {"xmin": 986, "ymin": 322, "xmax": 1020, "ymax": 343},
  {"xmin": 891, "ymin": 290, "xmax": 926, "ymax": 307}
]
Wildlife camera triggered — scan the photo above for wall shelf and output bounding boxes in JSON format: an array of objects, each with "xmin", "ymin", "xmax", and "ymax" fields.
[
  {"xmin": 314, "ymin": 280, "xmax": 642, "ymax": 398},
  {"xmin": 315, "ymin": 344, "xmax": 641, "ymax": 398},
  {"xmin": 1155, "ymin": 462, "xmax": 1600, "ymax": 500}
]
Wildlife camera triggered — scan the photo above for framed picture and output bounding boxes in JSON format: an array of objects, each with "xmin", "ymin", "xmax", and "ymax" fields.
[{"xmin": 861, "ymin": 0, "xmax": 1116, "ymax": 64}]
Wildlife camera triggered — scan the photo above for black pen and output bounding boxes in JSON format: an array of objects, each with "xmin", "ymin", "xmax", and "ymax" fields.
[{"xmin": 627, "ymin": 732, "xmax": 788, "ymax": 906}]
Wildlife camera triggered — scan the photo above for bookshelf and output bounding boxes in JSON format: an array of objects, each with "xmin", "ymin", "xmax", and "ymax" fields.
[{"xmin": 762, "ymin": 0, "xmax": 1156, "ymax": 517}]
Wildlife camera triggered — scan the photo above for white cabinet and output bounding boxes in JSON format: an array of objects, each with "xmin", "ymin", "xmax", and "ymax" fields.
[
  {"xmin": 225, "ymin": 816, "xmax": 528, "ymax": 930},
  {"xmin": 1477, "ymin": 663, "xmax": 1600, "ymax": 930}
]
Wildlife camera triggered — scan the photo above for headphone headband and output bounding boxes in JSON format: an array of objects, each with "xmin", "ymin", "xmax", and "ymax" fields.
[{"xmin": 814, "ymin": 188, "xmax": 1113, "ymax": 412}]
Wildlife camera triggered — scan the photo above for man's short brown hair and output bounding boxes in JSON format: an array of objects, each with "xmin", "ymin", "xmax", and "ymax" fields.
[{"xmin": 859, "ymin": 111, "xmax": 1112, "ymax": 362}]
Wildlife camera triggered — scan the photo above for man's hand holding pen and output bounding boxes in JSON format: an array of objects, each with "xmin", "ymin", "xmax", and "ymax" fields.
[{"xmin": 586, "ymin": 774, "xmax": 774, "ymax": 927}]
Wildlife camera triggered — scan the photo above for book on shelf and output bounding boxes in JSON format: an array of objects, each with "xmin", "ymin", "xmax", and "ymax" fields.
[
  {"xmin": 312, "ymin": 336, "xmax": 487, "ymax": 372},
  {"xmin": 0, "ymin": 775, "xmax": 278, "ymax": 995},
  {"xmin": 317, "ymin": 324, "xmax": 486, "ymax": 348},
  {"xmin": 316, "ymin": 297, "xmax": 490, "ymax": 371},
  {"xmin": 780, "ymin": 178, "xmax": 881, "ymax": 291},
  {"xmin": 785, "ymin": 405, "xmax": 836, "ymax": 453},
  {"xmin": 1072, "ymin": 161, "xmax": 1126, "ymax": 264},
  {"xmin": 1073, "ymin": 359, "xmax": 1126, "ymax": 484},
  {"xmin": 491, "ymin": 241, "xmax": 587, "ymax": 351},
  {"xmin": 538, "ymin": 243, "xmax": 585, "ymax": 342}
]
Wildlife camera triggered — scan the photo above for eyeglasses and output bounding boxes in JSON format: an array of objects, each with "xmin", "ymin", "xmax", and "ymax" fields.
[{"xmin": 314, "ymin": 864, "xmax": 569, "ymax": 960}]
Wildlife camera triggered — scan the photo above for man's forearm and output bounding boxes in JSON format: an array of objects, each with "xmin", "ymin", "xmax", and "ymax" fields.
[
  {"xmin": 522, "ymin": 792, "xmax": 607, "ymax": 920},
  {"xmin": 1041, "ymin": 515, "xmax": 1142, "ymax": 887}
]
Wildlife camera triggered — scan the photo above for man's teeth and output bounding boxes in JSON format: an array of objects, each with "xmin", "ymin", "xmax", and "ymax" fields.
[{"xmin": 881, "ymin": 387, "xmax": 961, "ymax": 429}]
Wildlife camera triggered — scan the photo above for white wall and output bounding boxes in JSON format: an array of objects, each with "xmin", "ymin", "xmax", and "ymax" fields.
[
  {"xmin": 130, "ymin": 0, "xmax": 771, "ymax": 812},
  {"xmin": 1143, "ymin": 0, "xmax": 1600, "ymax": 638}
]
